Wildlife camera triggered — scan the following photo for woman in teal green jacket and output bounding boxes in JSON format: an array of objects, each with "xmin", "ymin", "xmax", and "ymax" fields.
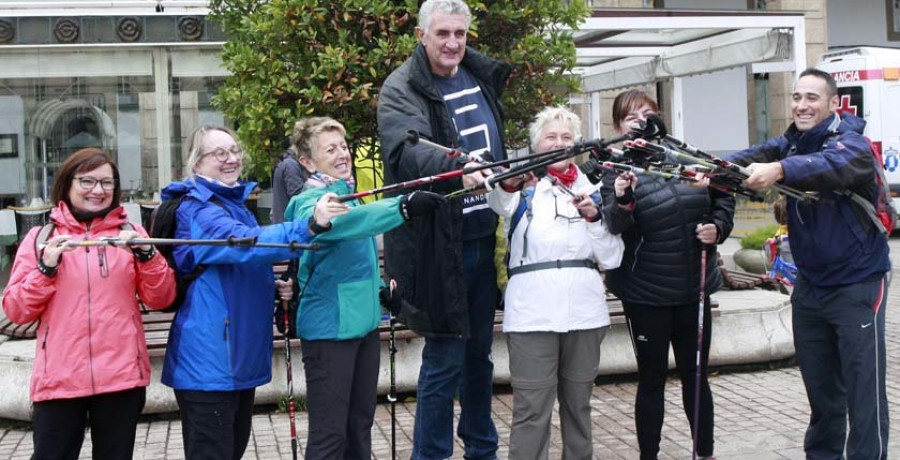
[{"xmin": 284, "ymin": 116, "xmax": 443, "ymax": 458}]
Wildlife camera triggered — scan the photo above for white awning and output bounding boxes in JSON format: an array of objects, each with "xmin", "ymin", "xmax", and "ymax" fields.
[{"xmin": 571, "ymin": 9, "xmax": 807, "ymax": 92}]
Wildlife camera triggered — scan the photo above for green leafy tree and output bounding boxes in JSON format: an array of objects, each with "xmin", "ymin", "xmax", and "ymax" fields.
[{"xmin": 210, "ymin": 0, "xmax": 588, "ymax": 181}]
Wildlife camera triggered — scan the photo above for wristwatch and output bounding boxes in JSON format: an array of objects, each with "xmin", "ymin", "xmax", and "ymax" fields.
[
  {"xmin": 37, "ymin": 258, "xmax": 58, "ymax": 277},
  {"xmin": 308, "ymin": 217, "xmax": 332, "ymax": 234},
  {"xmin": 133, "ymin": 247, "xmax": 157, "ymax": 263}
]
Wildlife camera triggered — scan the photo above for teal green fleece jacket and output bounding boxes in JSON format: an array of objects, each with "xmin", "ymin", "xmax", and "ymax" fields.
[{"xmin": 284, "ymin": 180, "xmax": 404, "ymax": 340}]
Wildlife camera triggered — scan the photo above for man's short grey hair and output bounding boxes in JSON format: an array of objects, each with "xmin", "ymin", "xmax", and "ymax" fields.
[
  {"xmin": 418, "ymin": 0, "xmax": 472, "ymax": 34},
  {"xmin": 528, "ymin": 106, "xmax": 582, "ymax": 152}
]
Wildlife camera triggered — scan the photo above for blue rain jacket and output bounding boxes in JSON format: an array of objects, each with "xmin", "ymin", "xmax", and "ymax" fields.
[{"xmin": 160, "ymin": 177, "xmax": 313, "ymax": 390}]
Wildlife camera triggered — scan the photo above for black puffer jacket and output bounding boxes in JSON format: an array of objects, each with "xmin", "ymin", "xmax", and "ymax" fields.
[
  {"xmin": 600, "ymin": 175, "xmax": 735, "ymax": 305},
  {"xmin": 376, "ymin": 44, "xmax": 512, "ymax": 338}
]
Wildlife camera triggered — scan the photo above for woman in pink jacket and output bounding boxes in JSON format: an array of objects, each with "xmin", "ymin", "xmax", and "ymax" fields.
[{"xmin": 2, "ymin": 148, "xmax": 176, "ymax": 459}]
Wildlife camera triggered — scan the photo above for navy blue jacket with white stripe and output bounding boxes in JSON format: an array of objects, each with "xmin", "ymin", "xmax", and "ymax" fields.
[{"xmin": 725, "ymin": 112, "xmax": 890, "ymax": 287}]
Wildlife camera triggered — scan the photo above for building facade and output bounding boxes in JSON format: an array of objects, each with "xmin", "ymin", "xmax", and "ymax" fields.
[{"xmin": 0, "ymin": 1, "xmax": 225, "ymax": 208}]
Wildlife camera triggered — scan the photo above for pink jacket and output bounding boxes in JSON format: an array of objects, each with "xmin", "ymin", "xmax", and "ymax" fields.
[{"xmin": 2, "ymin": 202, "xmax": 176, "ymax": 402}]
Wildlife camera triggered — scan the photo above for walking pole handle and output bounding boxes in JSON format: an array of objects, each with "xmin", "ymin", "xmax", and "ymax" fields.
[{"xmin": 226, "ymin": 236, "xmax": 257, "ymax": 247}]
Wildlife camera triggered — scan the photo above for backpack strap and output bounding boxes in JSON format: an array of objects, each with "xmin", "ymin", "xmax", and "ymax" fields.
[
  {"xmin": 33, "ymin": 223, "xmax": 56, "ymax": 261},
  {"xmin": 507, "ymin": 188, "xmax": 535, "ymax": 259},
  {"xmin": 840, "ymin": 189, "xmax": 887, "ymax": 234},
  {"xmin": 822, "ymin": 131, "xmax": 890, "ymax": 235}
]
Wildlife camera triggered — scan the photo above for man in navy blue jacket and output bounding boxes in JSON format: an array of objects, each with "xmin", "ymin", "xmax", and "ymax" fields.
[{"xmin": 727, "ymin": 68, "xmax": 890, "ymax": 459}]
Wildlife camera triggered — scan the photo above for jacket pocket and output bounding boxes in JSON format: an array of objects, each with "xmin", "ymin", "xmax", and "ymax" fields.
[
  {"xmin": 337, "ymin": 279, "xmax": 378, "ymax": 339},
  {"xmin": 40, "ymin": 326, "xmax": 49, "ymax": 378},
  {"xmin": 131, "ymin": 312, "xmax": 145, "ymax": 379},
  {"xmin": 222, "ymin": 316, "xmax": 234, "ymax": 375}
]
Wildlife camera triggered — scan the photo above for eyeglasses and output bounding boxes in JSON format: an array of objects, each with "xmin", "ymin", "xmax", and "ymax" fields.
[
  {"xmin": 554, "ymin": 195, "xmax": 584, "ymax": 223},
  {"xmin": 75, "ymin": 176, "xmax": 116, "ymax": 191},
  {"xmin": 205, "ymin": 147, "xmax": 244, "ymax": 163}
]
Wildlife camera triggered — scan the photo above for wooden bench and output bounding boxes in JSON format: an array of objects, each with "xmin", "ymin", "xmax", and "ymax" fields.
[
  {"xmin": 2, "ymin": 268, "xmax": 720, "ymax": 353},
  {"xmin": 369, "ymin": 296, "xmax": 719, "ymax": 342},
  {"xmin": 718, "ymin": 256, "xmax": 787, "ymax": 293},
  {"xmin": 2, "ymin": 297, "xmax": 719, "ymax": 356}
]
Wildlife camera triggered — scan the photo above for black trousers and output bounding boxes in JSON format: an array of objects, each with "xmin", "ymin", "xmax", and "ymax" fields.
[
  {"xmin": 32, "ymin": 387, "xmax": 146, "ymax": 460},
  {"xmin": 174, "ymin": 388, "xmax": 256, "ymax": 460},
  {"xmin": 624, "ymin": 300, "xmax": 715, "ymax": 460},
  {"xmin": 793, "ymin": 274, "xmax": 890, "ymax": 459},
  {"xmin": 301, "ymin": 330, "xmax": 380, "ymax": 460}
]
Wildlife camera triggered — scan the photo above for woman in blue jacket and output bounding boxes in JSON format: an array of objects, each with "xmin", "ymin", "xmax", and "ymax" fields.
[
  {"xmin": 284, "ymin": 117, "xmax": 443, "ymax": 458},
  {"xmin": 160, "ymin": 125, "xmax": 340, "ymax": 460}
]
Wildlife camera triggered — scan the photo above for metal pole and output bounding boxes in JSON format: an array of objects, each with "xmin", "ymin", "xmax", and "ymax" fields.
[
  {"xmin": 280, "ymin": 262, "xmax": 299, "ymax": 460},
  {"xmin": 692, "ymin": 245, "xmax": 708, "ymax": 460},
  {"xmin": 51, "ymin": 236, "xmax": 319, "ymax": 251}
]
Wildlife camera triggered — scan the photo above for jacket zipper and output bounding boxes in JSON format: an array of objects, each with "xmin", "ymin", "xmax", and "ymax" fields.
[
  {"xmin": 630, "ymin": 237, "xmax": 643, "ymax": 273},
  {"xmin": 84, "ymin": 222, "xmax": 97, "ymax": 392},
  {"xmin": 224, "ymin": 317, "xmax": 230, "ymax": 341}
]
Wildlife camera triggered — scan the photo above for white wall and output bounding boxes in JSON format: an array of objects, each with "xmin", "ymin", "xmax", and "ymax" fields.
[
  {"xmin": 828, "ymin": 0, "xmax": 900, "ymax": 49},
  {"xmin": 0, "ymin": 96, "xmax": 24, "ymax": 196},
  {"xmin": 680, "ymin": 67, "xmax": 749, "ymax": 155}
]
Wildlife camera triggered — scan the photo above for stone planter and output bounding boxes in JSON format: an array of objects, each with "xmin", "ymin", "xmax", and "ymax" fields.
[{"xmin": 733, "ymin": 247, "xmax": 768, "ymax": 274}]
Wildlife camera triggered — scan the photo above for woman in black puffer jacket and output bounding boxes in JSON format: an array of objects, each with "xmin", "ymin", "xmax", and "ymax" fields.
[{"xmin": 599, "ymin": 90, "xmax": 735, "ymax": 460}]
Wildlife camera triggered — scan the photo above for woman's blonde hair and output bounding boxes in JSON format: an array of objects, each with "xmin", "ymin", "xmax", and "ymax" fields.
[
  {"xmin": 291, "ymin": 117, "xmax": 347, "ymax": 163},
  {"xmin": 184, "ymin": 125, "xmax": 240, "ymax": 176}
]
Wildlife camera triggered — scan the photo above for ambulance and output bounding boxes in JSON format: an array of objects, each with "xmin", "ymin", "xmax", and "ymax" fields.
[{"xmin": 817, "ymin": 46, "xmax": 900, "ymax": 229}]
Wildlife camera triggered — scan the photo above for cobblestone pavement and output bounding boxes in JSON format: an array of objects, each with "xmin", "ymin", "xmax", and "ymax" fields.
[{"xmin": 1, "ymin": 242, "xmax": 899, "ymax": 459}]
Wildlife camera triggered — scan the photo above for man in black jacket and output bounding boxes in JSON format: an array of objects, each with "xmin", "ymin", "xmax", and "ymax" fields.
[
  {"xmin": 270, "ymin": 136, "xmax": 306, "ymax": 224},
  {"xmin": 376, "ymin": 0, "xmax": 512, "ymax": 458}
]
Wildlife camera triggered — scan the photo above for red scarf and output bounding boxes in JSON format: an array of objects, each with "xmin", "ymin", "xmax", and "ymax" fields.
[{"xmin": 547, "ymin": 163, "xmax": 578, "ymax": 188}]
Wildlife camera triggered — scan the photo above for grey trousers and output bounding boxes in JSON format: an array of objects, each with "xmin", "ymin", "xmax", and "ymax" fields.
[{"xmin": 507, "ymin": 327, "xmax": 608, "ymax": 460}]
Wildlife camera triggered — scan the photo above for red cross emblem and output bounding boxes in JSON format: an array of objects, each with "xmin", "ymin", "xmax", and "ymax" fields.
[{"xmin": 837, "ymin": 95, "xmax": 857, "ymax": 116}]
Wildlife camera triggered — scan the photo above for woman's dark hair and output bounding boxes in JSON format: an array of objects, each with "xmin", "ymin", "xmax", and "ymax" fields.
[
  {"xmin": 50, "ymin": 148, "xmax": 122, "ymax": 207},
  {"xmin": 612, "ymin": 89, "xmax": 660, "ymax": 132}
]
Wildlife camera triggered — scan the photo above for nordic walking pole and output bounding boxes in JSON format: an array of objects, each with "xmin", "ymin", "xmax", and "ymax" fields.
[
  {"xmin": 332, "ymin": 139, "xmax": 584, "ymax": 203},
  {"xmin": 444, "ymin": 145, "xmax": 579, "ymax": 200},
  {"xmin": 692, "ymin": 239, "xmax": 709, "ymax": 460},
  {"xmin": 630, "ymin": 139, "xmax": 817, "ymax": 203},
  {"xmin": 446, "ymin": 138, "xmax": 626, "ymax": 200},
  {"xmin": 334, "ymin": 168, "xmax": 471, "ymax": 203},
  {"xmin": 387, "ymin": 280, "xmax": 399, "ymax": 460},
  {"xmin": 599, "ymin": 161, "xmax": 765, "ymax": 201},
  {"xmin": 50, "ymin": 237, "xmax": 319, "ymax": 251},
  {"xmin": 280, "ymin": 260, "xmax": 300, "ymax": 460}
]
